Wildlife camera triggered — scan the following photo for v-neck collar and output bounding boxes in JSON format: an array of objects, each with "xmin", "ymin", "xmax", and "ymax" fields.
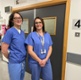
[
  {"xmin": 13, "ymin": 27, "xmax": 22, "ymax": 34},
  {"xmin": 35, "ymin": 31, "xmax": 45, "ymax": 37}
]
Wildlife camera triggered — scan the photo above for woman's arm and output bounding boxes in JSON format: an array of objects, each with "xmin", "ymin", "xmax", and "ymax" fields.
[
  {"xmin": 45, "ymin": 46, "xmax": 52, "ymax": 61},
  {"xmin": 1, "ymin": 42, "xmax": 9, "ymax": 59},
  {"xmin": 27, "ymin": 45, "xmax": 42, "ymax": 63}
]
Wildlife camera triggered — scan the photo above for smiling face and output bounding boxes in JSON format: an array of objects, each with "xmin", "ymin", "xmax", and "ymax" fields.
[
  {"xmin": 33, "ymin": 17, "xmax": 45, "ymax": 32},
  {"xmin": 13, "ymin": 13, "xmax": 23, "ymax": 27},
  {"xmin": 35, "ymin": 19, "xmax": 43, "ymax": 31}
]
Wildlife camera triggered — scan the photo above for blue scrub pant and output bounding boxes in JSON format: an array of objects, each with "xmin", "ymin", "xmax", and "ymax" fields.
[
  {"xmin": 8, "ymin": 61, "xmax": 25, "ymax": 80},
  {"xmin": 29, "ymin": 61, "xmax": 53, "ymax": 80}
]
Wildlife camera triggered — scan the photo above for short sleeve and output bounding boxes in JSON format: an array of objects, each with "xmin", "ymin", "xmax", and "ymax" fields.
[
  {"xmin": 25, "ymin": 33, "xmax": 34, "ymax": 46},
  {"xmin": 2, "ymin": 30, "xmax": 12, "ymax": 45},
  {"xmin": 48, "ymin": 33, "xmax": 53, "ymax": 46}
]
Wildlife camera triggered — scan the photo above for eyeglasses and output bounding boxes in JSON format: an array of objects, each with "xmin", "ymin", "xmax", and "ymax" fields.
[
  {"xmin": 13, "ymin": 17, "xmax": 22, "ymax": 20},
  {"xmin": 35, "ymin": 22, "xmax": 42, "ymax": 24}
]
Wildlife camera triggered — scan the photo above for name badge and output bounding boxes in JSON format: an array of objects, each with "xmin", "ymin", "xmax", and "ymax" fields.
[{"xmin": 41, "ymin": 49, "xmax": 46, "ymax": 54}]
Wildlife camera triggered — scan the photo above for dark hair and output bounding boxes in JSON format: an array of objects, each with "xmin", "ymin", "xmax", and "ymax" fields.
[
  {"xmin": 33, "ymin": 17, "xmax": 45, "ymax": 32},
  {"xmin": 8, "ymin": 12, "xmax": 23, "ymax": 28}
]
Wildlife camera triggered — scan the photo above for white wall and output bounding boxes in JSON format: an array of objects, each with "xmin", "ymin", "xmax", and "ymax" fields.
[
  {"xmin": 67, "ymin": 0, "xmax": 81, "ymax": 54},
  {"xmin": 65, "ymin": 63, "xmax": 81, "ymax": 80},
  {"xmin": 0, "ymin": 0, "xmax": 14, "ymax": 25},
  {"xmin": 65, "ymin": 0, "xmax": 81, "ymax": 80}
]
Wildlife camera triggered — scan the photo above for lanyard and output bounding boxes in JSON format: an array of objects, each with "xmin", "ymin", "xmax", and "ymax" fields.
[
  {"xmin": 40, "ymin": 36, "xmax": 44, "ymax": 46},
  {"xmin": 37, "ymin": 32, "xmax": 44, "ymax": 47},
  {"xmin": 37, "ymin": 32, "xmax": 46, "ymax": 54}
]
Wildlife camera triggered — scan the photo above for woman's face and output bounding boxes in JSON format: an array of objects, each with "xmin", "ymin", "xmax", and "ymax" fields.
[
  {"xmin": 13, "ymin": 13, "xmax": 22, "ymax": 27},
  {"xmin": 35, "ymin": 19, "xmax": 43, "ymax": 31}
]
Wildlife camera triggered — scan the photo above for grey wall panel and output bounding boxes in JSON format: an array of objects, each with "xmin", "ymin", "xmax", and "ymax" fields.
[{"xmin": 67, "ymin": 52, "xmax": 81, "ymax": 65}]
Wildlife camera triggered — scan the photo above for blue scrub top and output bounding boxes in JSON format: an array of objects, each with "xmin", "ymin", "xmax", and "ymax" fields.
[
  {"xmin": 25, "ymin": 32, "xmax": 53, "ymax": 63},
  {"xmin": 2, "ymin": 27, "xmax": 26, "ymax": 63}
]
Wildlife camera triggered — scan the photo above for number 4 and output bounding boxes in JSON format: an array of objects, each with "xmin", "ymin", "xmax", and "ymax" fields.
[{"xmin": 74, "ymin": 20, "xmax": 81, "ymax": 28}]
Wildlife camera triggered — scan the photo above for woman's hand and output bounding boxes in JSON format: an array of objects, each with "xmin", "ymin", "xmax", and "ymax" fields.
[{"xmin": 39, "ymin": 58, "xmax": 47, "ymax": 67}]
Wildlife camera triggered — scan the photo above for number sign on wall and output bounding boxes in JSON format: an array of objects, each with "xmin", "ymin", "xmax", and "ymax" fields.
[{"xmin": 72, "ymin": 19, "xmax": 81, "ymax": 29}]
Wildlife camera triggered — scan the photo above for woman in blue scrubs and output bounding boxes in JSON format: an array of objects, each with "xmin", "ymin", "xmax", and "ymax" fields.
[
  {"xmin": 1, "ymin": 12, "xmax": 27, "ymax": 80},
  {"xmin": 25, "ymin": 17, "xmax": 53, "ymax": 80}
]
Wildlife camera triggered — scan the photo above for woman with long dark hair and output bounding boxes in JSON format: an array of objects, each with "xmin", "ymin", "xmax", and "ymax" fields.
[
  {"xmin": 25, "ymin": 17, "xmax": 53, "ymax": 80},
  {"xmin": 1, "ymin": 12, "xmax": 26, "ymax": 80}
]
